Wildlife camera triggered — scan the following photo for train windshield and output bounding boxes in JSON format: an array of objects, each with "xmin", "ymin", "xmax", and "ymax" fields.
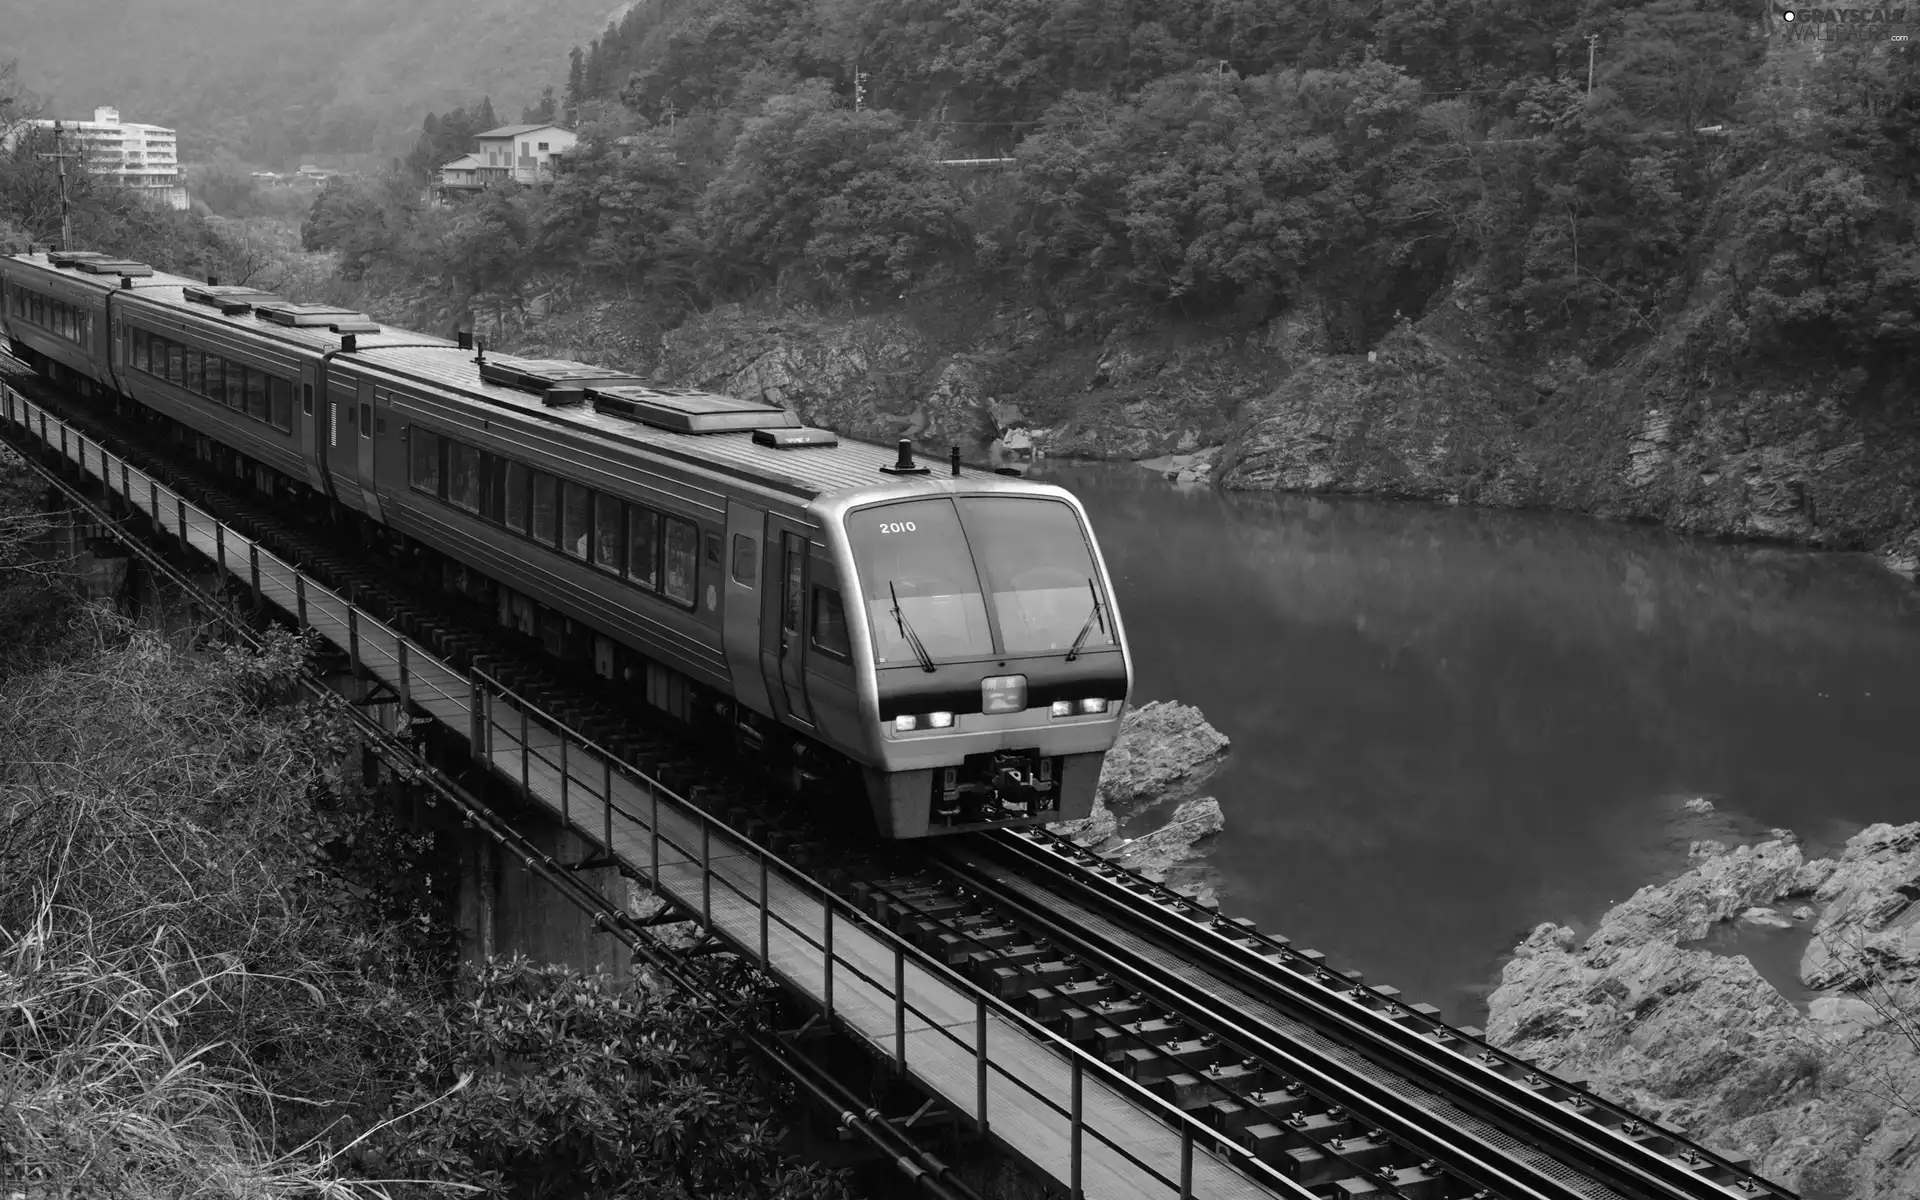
[{"xmin": 844, "ymin": 496, "xmax": 1113, "ymax": 664}]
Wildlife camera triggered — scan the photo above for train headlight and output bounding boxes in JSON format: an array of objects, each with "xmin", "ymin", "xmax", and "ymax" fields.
[
  {"xmin": 1049, "ymin": 700, "xmax": 1073, "ymax": 718},
  {"xmin": 894, "ymin": 714, "xmax": 918, "ymax": 732},
  {"xmin": 1078, "ymin": 698, "xmax": 1109, "ymax": 715},
  {"xmin": 926, "ymin": 711, "xmax": 954, "ymax": 729}
]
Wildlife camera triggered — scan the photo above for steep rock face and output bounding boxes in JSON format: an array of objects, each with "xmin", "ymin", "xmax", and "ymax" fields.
[
  {"xmin": 565, "ymin": 271, "xmax": 1918, "ymax": 575},
  {"xmin": 1486, "ymin": 825, "xmax": 1920, "ymax": 1199},
  {"xmin": 1217, "ymin": 280, "xmax": 1920, "ymax": 577},
  {"xmin": 656, "ymin": 301, "xmax": 1277, "ymax": 462},
  {"xmin": 1211, "ymin": 324, "xmax": 1543, "ymax": 508}
]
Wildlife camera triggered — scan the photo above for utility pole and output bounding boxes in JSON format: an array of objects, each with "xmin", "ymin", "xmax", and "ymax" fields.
[
  {"xmin": 35, "ymin": 119, "xmax": 80, "ymax": 251},
  {"xmin": 1586, "ymin": 33, "xmax": 1600, "ymax": 98}
]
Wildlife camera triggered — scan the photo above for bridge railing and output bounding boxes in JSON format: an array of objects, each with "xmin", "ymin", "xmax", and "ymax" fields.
[{"xmin": 1, "ymin": 381, "xmax": 1306, "ymax": 1200}]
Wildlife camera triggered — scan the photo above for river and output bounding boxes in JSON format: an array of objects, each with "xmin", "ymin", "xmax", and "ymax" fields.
[{"xmin": 1034, "ymin": 462, "xmax": 1920, "ymax": 1025}]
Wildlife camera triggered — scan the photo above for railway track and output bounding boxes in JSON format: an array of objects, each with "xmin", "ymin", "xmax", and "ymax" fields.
[{"xmin": 5, "ymin": 359, "xmax": 1794, "ymax": 1200}]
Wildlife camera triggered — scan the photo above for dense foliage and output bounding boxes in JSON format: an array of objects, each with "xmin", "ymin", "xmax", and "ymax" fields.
[{"xmin": 294, "ymin": 0, "xmax": 1916, "ymax": 377}]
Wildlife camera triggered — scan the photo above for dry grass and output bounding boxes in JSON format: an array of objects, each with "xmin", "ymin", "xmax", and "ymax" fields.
[{"xmin": 0, "ymin": 613, "xmax": 450, "ymax": 1199}]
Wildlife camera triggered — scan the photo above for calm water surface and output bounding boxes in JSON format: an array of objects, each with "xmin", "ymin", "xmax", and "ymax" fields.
[{"xmin": 1036, "ymin": 463, "xmax": 1920, "ymax": 1024}]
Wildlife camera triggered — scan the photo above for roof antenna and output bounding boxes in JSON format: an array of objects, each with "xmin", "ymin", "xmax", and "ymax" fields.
[
  {"xmin": 882, "ymin": 438, "xmax": 931, "ymax": 476},
  {"xmin": 950, "ymin": 445, "xmax": 960, "ymax": 477},
  {"xmin": 473, "ymin": 336, "xmax": 486, "ymax": 365}
]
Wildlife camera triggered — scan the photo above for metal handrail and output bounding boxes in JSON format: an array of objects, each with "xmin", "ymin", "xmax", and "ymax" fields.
[
  {"xmin": 4, "ymin": 384, "xmax": 1302, "ymax": 1200},
  {"xmin": 474, "ymin": 669, "xmax": 1302, "ymax": 1199}
]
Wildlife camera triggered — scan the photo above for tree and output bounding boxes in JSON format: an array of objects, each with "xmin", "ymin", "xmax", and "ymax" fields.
[
  {"xmin": 699, "ymin": 81, "xmax": 967, "ymax": 292},
  {"xmin": 351, "ymin": 956, "xmax": 847, "ymax": 1199},
  {"xmin": 565, "ymin": 46, "xmax": 587, "ymax": 123},
  {"xmin": 522, "ymin": 85, "xmax": 558, "ymax": 125}
]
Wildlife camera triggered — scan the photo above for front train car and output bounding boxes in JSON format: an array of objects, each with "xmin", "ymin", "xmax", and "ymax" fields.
[{"xmin": 823, "ymin": 476, "xmax": 1130, "ymax": 838}]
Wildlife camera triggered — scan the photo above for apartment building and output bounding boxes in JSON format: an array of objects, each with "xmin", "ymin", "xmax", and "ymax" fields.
[{"xmin": 9, "ymin": 107, "xmax": 188, "ymax": 210}]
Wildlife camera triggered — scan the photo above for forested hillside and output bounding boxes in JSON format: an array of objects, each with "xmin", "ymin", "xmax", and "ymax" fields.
[
  {"xmin": 0, "ymin": 0, "xmax": 627, "ymax": 164},
  {"xmin": 313, "ymin": 0, "xmax": 1917, "ymax": 375}
]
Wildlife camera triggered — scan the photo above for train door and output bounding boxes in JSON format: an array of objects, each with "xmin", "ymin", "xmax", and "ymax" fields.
[
  {"xmin": 722, "ymin": 499, "xmax": 774, "ymax": 720},
  {"xmin": 353, "ymin": 378, "xmax": 381, "ymax": 521},
  {"xmin": 760, "ymin": 519, "xmax": 815, "ymax": 728},
  {"xmin": 324, "ymin": 370, "xmax": 360, "ymax": 513},
  {"xmin": 301, "ymin": 361, "xmax": 330, "ymax": 495}
]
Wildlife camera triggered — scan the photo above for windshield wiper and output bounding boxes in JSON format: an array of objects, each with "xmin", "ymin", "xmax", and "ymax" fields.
[
  {"xmin": 888, "ymin": 582, "xmax": 937, "ymax": 673},
  {"xmin": 1064, "ymin": 578, "xmax": 1107, "ymax": 662}
]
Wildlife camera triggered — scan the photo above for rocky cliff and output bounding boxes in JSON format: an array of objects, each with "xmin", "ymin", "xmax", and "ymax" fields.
[
  {"xmin": 1213, "ymin": 277, "xmax": 1920, "ymax": 579},
  {"xmin": 1486, "ymin": 823, "xmax": 1920, "ymax": 1198}
]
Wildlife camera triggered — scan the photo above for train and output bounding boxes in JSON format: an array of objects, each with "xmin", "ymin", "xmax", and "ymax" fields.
[{"xmin": 0, "ymin": 247, "xmax": 1132, "ymax": 838}]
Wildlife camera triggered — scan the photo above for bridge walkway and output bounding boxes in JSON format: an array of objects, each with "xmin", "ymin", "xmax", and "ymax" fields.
[{"xmin": 3, "ymin": 385, "xmax": 1303, "ymax": 1200}]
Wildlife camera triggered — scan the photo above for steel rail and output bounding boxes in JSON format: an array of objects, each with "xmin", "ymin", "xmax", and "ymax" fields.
[{"xmin": 968, "ymin": 829, "xmax": 1789, "ymax": 1200}]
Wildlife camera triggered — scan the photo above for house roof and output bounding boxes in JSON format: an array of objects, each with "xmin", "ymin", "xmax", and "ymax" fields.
[
  {"xmin": 441, "ymin": 154, "xmax": 482, "ymax": 170},
  {"xmin": 475, "ymin": 123, "xmax": 572, "ymax": 139}
]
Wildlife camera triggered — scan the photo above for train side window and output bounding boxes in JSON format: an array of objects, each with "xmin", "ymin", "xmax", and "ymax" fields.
[
  {"xmin": 448, "ymin": 441, "xmax": 482, "ymax": 512},
  {"xmin": 530, "ymin": 472, "xmax": 558, "ymax": 546},
  {"xmin": 730, "ymin": 534, "xmax": 757, "ymax": 587},
  {"xmin": 166, "ymin": 341, "xmax": 185, "ymax": 386},
  {"xmin": 503, "ymin": 462, "xmax": 529, "ymax": 533},
  {"xmin": 131, "ymin": 328, "xmax": 148, "ymax": 372},
  {"xmin": 408, "ymin": 428, "xmax": 441, "ymax": 494},
  {"xmin": 184, "ymin": 349, "xmax": 204, "ymax": 396},
  {"xmin": 663, "ymin": 516, "xmax": 697, "ymax": 606},
  {"xmin": 593, "ymin": 493, "xmax": 623, "ymax": 574},
  {"xmin": 481, "ymin": 454, "xmax": 504, "ymax": 523},
  {"xmin": 811, "ymin": 587, "xmax": 850, "ymax": 659},
  {"xmin": 626, "ymin": 505, "xmax": 659, "ymax": 589},
  {"xmin": 301, "ymin": 383, "xmax": 314, "ymax": 416},
  {"xmin": 224, "ymin": 360, "xmax": 246, "ymax": 410},
  {"xmin": 245, "ymin": 368, "xmax": 268, "ymax": 422},
  {"xmin": 204, "ymin": 357, "xmax": 223, "ymax": 402},
  {"xmin": 270, "ymin": 377, "xmax": 292, "ymax": 431},
  {"xmin": 705, "ymin": 532, "xmax": 721, "ymax": 567},
  {"xmin": 358, "ymin": 401, "xmax": 372, "ymax": 437},
  {"xmin": 561, "ymin": 481, "xmax": 591, "ymax": 560},
  {"xmin": 782, "ymin": 541, "xmax": 804, "ymax": 636}
]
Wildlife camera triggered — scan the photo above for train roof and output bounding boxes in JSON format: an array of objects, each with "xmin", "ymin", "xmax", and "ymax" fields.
[{"xmin": 4, "ymin": 250, "xmax": 1010, "ymax": 503}]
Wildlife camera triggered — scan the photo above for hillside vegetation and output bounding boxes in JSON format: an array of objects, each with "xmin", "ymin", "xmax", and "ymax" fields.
[{"xmin": 295, "ymin": 1, "xmax": 1919, "ymax": 383}]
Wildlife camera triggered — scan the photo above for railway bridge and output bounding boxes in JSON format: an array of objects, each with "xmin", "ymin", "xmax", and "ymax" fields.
[{"xmin": 3, "ymin": 377, "xmax": 1794, "ymax": 1200}]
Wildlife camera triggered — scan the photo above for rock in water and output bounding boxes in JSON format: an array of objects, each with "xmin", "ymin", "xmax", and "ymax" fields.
[
  {"xmin": 1051, "ymin": 792, "xmax": 1118, "ymax": 849},
  {"xmin": 1094, "ymin": 700, "xmax": 1230, "ymax": 810},
  {"xmin": 1108, "ymin": 796, "xmax": 1225, "ymax": 877},
  {"xmin": 1486, "ymin": 823, "xmax": 1920, "ymax": 1199},
  {"xmin": 1050, "ymin": 702, "xmax": 1231, "ymax": 876}
]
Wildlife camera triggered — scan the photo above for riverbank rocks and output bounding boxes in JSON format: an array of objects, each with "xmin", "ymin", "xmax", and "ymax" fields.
[
  {"xmin": 1486, "ymin": 823, "xmax": 1920, "ymax": 1198},
  {"xmin": 1050, "ymin": 701, "xmax": 1231, "ymax": 884}
]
